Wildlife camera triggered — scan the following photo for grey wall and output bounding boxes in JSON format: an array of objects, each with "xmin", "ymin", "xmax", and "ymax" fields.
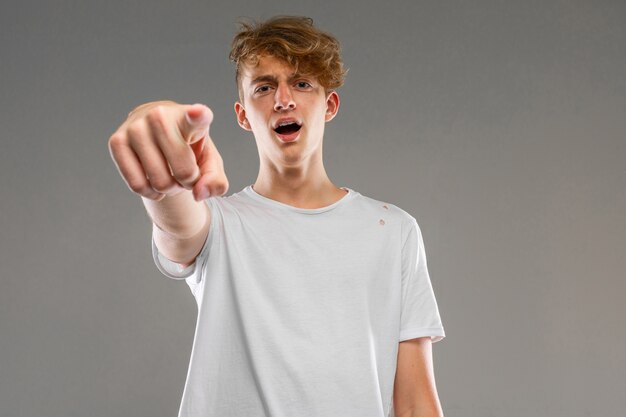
[{"xmin": 1, "ymin": 1, "xmax": 625, "ymax": 416}]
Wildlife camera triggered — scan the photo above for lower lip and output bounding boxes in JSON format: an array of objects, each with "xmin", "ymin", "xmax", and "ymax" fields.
[{"xmin": 275, "ymin": 129, "xmax": 301, "ymax": 142}]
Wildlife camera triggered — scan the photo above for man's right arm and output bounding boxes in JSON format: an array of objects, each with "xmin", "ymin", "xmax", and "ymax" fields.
[{"xmin": 108, "ymin": 101, "xmax": 228, "ymax": 269}]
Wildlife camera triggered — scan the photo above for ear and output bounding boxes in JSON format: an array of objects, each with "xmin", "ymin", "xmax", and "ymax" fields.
[
  {"xmin": 324, "ymin": 91, "xmax": 340, "ymax": 122},
  {"xmin": 234, "ymin": 101, "xmax": 252, "ymax": 131}
]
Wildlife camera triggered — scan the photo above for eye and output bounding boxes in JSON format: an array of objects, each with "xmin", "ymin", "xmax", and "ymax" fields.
[
  {"xmin": 296, "ymin": 81, "xmax": 312, "ymax": 89},
  {"xmin": 254, "ymin": 85, "xmax": 272, "ymax": 94}
]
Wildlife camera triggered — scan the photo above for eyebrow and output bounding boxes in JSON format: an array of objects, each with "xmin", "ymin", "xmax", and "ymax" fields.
[{"xmin": 249, "ymin": 73, "xmax": 308, "ymax": 86}]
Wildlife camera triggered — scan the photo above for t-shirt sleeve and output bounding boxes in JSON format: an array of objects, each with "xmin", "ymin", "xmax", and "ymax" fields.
[
  {"xmin": 150, "ymin": 199, "xmax": 215, "ymax": 284},
  {"xmin": 399, "ymin": 217, "xmax": 446, "ymax": 343}
]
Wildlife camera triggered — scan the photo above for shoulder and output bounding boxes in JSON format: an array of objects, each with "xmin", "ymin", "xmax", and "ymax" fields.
[{"xmin": 353, "ymin": 191, "xmax": 419, "ymax": 231}]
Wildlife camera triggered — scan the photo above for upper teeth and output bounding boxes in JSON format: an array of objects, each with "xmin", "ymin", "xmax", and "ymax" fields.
[{"xmin": 278, "ymin": 121, "xmax": 296, "ymax": 127}]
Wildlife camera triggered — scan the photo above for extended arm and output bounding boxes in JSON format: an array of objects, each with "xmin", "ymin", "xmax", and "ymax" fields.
[{"xmin": 108, "ymin": 101, "xmax": 228, "ymax": 268}]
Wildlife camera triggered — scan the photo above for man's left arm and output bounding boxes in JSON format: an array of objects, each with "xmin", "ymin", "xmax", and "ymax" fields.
[{"xmin": 393, "ymin": 336, "xmax": 444, "ymax": 417}]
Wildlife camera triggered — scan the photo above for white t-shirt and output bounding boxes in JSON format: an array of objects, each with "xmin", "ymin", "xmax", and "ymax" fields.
[{"xmin": 152, "ymin": 185, "xmax": 445, "ymax": 417}]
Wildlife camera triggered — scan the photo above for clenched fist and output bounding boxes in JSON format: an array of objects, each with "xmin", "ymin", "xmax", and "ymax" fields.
[{"xmin": 108, "ymin": 101, "xmax": 229, "ymax": 201}]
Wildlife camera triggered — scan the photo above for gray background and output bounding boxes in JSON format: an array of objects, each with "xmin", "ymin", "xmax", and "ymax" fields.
[{"xmin": 1, "ymin": 0, "xmax": 625, "ymax": 416}]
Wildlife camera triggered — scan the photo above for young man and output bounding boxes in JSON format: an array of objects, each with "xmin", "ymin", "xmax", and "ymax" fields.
[{"xmin": 108, "ymin": 16, "xmax": 445, "ymax": 417}]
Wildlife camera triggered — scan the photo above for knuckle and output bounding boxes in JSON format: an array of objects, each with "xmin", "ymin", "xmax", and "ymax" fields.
[
  {"xmin": 127, "ymin": 178, "xmax": 147, "ymax": 194},
  {"xmin": 218, "ymin": 178, "xmax": 229, "ymax": 192},
  {"xmin": 126, "ymin": 121, "xmax": 146, "ymax": 140},
  {"xmin": 108, "ymin": 133, "xmax": 122, "ymax": 146},
  {"xmin": 172, "ymin": 165, "xmax": 198, "ymax": 183},
  {"xmin": 210, "ymin": 178, "xmax": 229, "ymax": 196},
  {"xmin": 108, "ymin": 134, "xmax": 125, "ymax": 154},
  {"xmin": 150, "ymin": 176, "xmax": 173, "ymax": 193},
  {"xmin": 146, "ymin": 106, "xmax": 167, "ymax": 127}
]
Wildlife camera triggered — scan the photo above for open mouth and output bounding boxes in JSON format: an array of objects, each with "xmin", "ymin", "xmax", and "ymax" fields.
[
  {"xmin": 273, "ymin": 122, "xmax": 302, "ymax": 135},
  {"xmin": 273, "ymin": 121, "xmax": 302, "ymax": 142}
]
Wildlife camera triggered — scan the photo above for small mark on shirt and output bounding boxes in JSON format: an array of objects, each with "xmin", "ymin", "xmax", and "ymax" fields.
[
  {"xmin": 379, "ymin": 219, "xmax": 385, "ymax": 225},
  {"xmin": 382, "ymin": 204, "xmax": 388, "ymax": 209}
]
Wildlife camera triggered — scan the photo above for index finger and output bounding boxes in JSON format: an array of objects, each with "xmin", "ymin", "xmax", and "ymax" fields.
[{"xmin": 179, "ymin": 103, "xmax": 213, "ymax": 144}]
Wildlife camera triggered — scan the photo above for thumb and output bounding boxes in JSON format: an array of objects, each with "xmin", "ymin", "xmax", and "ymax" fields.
[{"xmin": 180, "ymin": 103, "xmax": 213, "ymax": 144}]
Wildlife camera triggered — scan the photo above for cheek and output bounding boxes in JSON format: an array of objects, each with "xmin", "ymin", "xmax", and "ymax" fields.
[
  {"xmin": 247, "ymin": 101, "xmax": 272, "ymax": 123},
  {"xmin": 310, "ymin": 109, "xmax": 328, "ymax": 128},
  {"xmin": 251, "ymin": 114, "xmax": 268, "ymax": 127},
  {"xmin": 245, "ymin": 109, "xmax": 265, "ymax": 129},
  {"xmin": 249, "ymin": 116, "xmax": 274, "ymax": 138}
]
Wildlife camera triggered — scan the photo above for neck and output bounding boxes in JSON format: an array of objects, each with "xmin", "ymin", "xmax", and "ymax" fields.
[{"xmin": 252, "ymin": 160, "xmax": 346, "ymax": 209}]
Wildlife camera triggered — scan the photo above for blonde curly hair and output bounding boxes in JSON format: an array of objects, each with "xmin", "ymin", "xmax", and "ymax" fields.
[{"xmin": 229, "ymin": 16, "xmax": 348, "ymax": 100}]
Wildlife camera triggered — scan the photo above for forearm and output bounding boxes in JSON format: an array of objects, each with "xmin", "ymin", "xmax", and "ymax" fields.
[
  {"xmin": 141, "ymin": 190, "xmax": 208, "ymax": 239},
  {"xmin": 394, "ymin": 409, "xmax": 442, "ymax": 417},
  {"xmin": 411, "ymin": 410, "xmax": 443, "ymax": 417}
]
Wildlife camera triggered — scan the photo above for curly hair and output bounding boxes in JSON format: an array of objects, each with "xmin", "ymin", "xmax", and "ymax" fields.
[{"xmin": 229, "ymin": 16, "xmax": 347, "ymax": 100}]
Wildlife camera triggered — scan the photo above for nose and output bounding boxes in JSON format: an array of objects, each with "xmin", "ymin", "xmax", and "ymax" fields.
[{"xmin": 274, "ymin": 84, "xmax": 296, "ymax": 112}]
